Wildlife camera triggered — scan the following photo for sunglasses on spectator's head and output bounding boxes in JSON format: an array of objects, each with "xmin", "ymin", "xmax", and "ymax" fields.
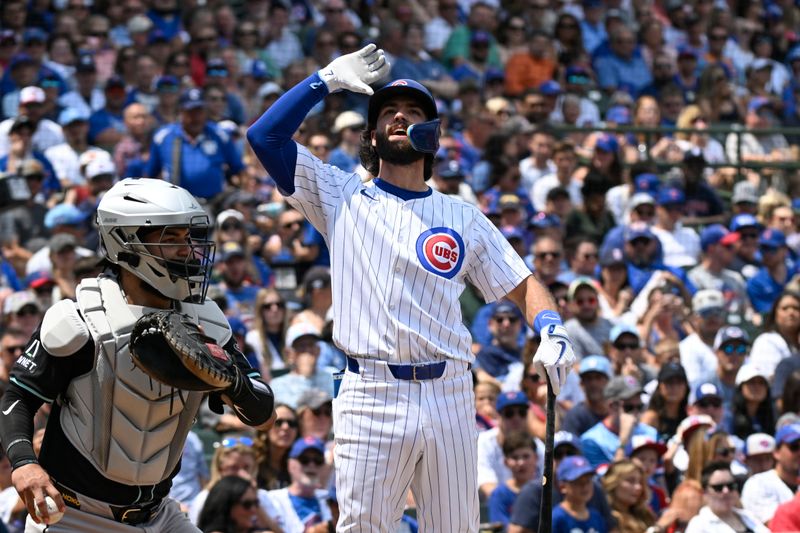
[{"xmin": 215, "ymin": 436, "xmax": 254, "ymax": 448}]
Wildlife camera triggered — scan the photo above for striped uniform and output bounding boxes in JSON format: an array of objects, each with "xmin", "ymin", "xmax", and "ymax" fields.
[{"xmin": 286, "ymin": 145, "xmax": 532, "ymax": 532}]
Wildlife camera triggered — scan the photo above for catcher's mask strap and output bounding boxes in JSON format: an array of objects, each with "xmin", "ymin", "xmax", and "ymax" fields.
[{"xmin": 407, "ymin": 119, "xmax": 441, "ymax": 154}]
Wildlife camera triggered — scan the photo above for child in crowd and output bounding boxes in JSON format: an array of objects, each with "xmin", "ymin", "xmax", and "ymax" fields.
[
  {"xmin": 552, "ymin": 456, "xmax": 607, "ymax": 533},
  {"xmin": 487, "ymin": 431, "xmax": 538, "ymax": 527}
]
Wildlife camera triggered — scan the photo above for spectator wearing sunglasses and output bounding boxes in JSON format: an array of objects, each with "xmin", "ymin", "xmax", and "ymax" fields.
[
  {"xmin": 296, "ymin": 389, "xmax": 333, "ymax": 442},
  {"xmin": 687, "ymin": 383, "xmax": 726, "ymax": 428},
  {"xmin": 580, "ymin": 376, "xmax": 655, "ymax": 468},
  {"xmin": 727, "ymin": 214, "xmax": 763, "ymax": 281},
  {"xmin": 686, "ymin": 462, "xmax": 768, "ymax": 533},
  {"xmin": 197, "ymin": 475, "xmax": 275, "ymax": 533},
  {"xmin": 695, "ymin": 327, "xmax": 749, "ymax": 430},
  {"xmin": 255, "ymin": 404, "xmax": 299, "ymax": 491},
  {"xmin": 562, "ymin": 356, "xmax": 612, "ymax": 437},
  {"xmin": 731, "ymin": 364, "xmax": 775, "ymax": 441},
  {"xmin": 741, "ymin": 423, "xmax": 800, "ymax": 526},
  {"xmin": 564, "ymin": 277, "xmax": 612, "ymax": 360},
  {"xmin": 0, "ymin": 326, "xmax": 27, "ymax": 389},
  {"xmin": 475, "ymin": 301, "xmax": 525, "ymax": 389},
  {"xmin": 641, "ymin": 362, "xmax": 689, "ymax": 442},
  {"xmin": 748, "ymin": 229, "xmax": 798, "ymax": 315},
  {"xmin": 249, "ymin": 288, "xmax": 289, "ymax": 374},
  {"xmin": 478, "ymin": 392, "xmax": 543, "ymax": 499},
  {"xmin": 268, "ymin": 437, "xmax": 333, "ymax": 532}
]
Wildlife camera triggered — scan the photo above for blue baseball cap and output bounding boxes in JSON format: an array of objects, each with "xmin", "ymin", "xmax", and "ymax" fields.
[
  {"xmin": 760, "ymin": 228, "xmax": 786, "ymax": 248},
  {"xmin": 595, "ymin": 134, "xmax": 619, "ymax": 153},
  {"xmin": 624, "ymin": 222, "xmax": 655, "ymax": 242},
  {"xmin": 605, "ymin": 105, "xmax": 631, "ymax": 125},
  {"xmin": 9, "ymin": 53, "xmax": 35, "ymax": 70},
  {"xmin": 700, "ymin": 224, "xmax": 740, "ymax": 251},
  {"xmin": 155, "ymin": 75, "xmax": 179, "ymax": 91},
  {"xmin": 599, "ymin": 246, "xmax": 625, "ymax": 267},
  {"xmin": 58, "ymin": 108, "xmax": 90, "ymax": 126},
  {"xmin": 500, "ymin": 225, "xmax": 526, "ymax": 242},
  {"xmin": 730, "ymin": 213, "xmax": 761, "ymax": 232},
  {"xmin": 44, "ymin": 204, "xmax": 90, "ymax": 229},
  {"xmin": 565, "ymin": 66, "xmax": 591, "ymax": 84},
  {"xmin": 677, "ymin": 45, "xmax": 698, "ymax": 59},
  {"xmin": 206, "ymin": 58, "xmax": 228, "ymax": 77},
  {"xmin": 436, "ymin": 159, "xmax": 465, "ymax": 179},
  {"xmin": 539, "ymin": 80, "xmax": 561, "ymax": 96},
  {"xmin": 493, "ymin": 300, "xmax": 523, "ymax": 318},
  {"xmin": 776, "ymin": 424, "xmax": 800, "ymax": 446},
  {"xmin": 180, "ymin": 88, "xmax": 205, "ymax": 110},
  {"xmin": 105, "ymin": 75, "xmax": 126, "ymax": 90},
  {"xmin": 227, "ymin": 316, "xmax": 246, "ymax": 337},
  {"xmin": 748, "ymin": 96, "xmax": 771, "ymax": 114},
  {"xmin": 289, "ymin": 436, "xmax": 326, "ymax": 458},
  {"xmin": 23, "ymin": 27, "xmax": 47, "ymax": 44},
  {"xmin": 529, "ymin": 212, "xmax": 561, "ymax": 229},
  {"xmin": 148, "ymin": 29, "xmax": 169, "ymax": 45},
  {"xmin": 496, "ymin": 391, "xmax": 528, "ymax": 412},
  {"xmin": 713, "ymin": 325, "xmax": 750, "ymax": 349},
  {"xmin": 557, "ymin": 456, "xmax": 595, "ymax": 482},
  {"xmin": 250, "ymin": 59, "xmax": 270, "ymax": 80},
  {"xmin": 634, "ymin": 173, "xmax": 661, "ymax": 194},
  {"xmin": 610, "ymin": 324, "xmax": 640, "ymax": 344},
  {"xmin": 75, "ymin": 53, "xmax": 96, "ymax": 73},
  {"xmin": 690, "ymin": 382, "xmax": 722, "ymax": 404},
  {"xmin": 656, "ymin": 187, "xmax": 685, "ymax": 206},
  {"xmin": 555, "ymin": 431, "xmax": 582, "ymax": 452},
  {"xmin": 579, "ymin": 355, "xmax": 612, "ymax": 378},
  {"xmin": 368, "ymin": 79, "xmax": 438, "ymax": 126},
  {"xmin": 219, "ymin": 241, "xmax": 246, "ymax": 261}
]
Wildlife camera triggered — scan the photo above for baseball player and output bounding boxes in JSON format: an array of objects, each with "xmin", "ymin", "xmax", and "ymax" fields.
[
  {"xmin": 0, "ymin": 178, "xmax": 276, "ymax": 532},
  {"xmin": 246, "ymin": 44, "xmax": 575, "ymax": 532}
]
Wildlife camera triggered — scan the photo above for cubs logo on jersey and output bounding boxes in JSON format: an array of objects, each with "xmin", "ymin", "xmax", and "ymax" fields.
[{"xmin": 416, "ymin": 227, "xmax": 465, "ymax": 279}]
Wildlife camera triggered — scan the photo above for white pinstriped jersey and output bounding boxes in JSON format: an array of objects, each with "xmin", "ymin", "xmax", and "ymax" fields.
[{"xmin": 286, "ymin": 145, "xmax": 532, "ymax": 364}]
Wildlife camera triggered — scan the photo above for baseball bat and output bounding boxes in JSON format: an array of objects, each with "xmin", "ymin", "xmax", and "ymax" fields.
[{"xmin": 538, "ymin": 377, "xmax": 556, "ymax": 533}]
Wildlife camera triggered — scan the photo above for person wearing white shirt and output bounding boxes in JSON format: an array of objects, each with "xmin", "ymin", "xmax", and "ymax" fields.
[
  {"xmin": 518, "ymin": 129, "xmax": 555, "ymax": 192},
  {"xmin": 741, "ymin": 424, "xmax": 800, "ymax": 526},
  {"xmin": 652, "ymin": 187, "xmax": 701, "ymax": 269},
  {"xmin": 686, "ymin": 462, "xmax": 769, "ymax": 533},
  {"xmin": 0, "ymin": 86, "xmax": 64, "ymax": 158},
  {"xmin": 44, "ymin": 108, "xmax": 105, "ymax": 188},
  {"xmin": 680, "ymin": 290, "xmax": 726, "ymax": 388},
  {"xmin": 531, "ymin": 140, "xmax": 582, "ymax": 212}
]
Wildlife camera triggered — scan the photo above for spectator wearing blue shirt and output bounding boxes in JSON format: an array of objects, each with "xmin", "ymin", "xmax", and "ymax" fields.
[
  {"xmin": 475, "ymin": 301, "xmax": 525, "ymax": 387},
  {"xmin": 624, "ymin": 222, "xmax": 696, "ymax": 297},
  {"xmin": 593, "ymin": 26, "xmax": 652, "ymax": 97},
  {"xmin": 147, "ymin": 1, "xmax": 183, "ymax": 41},
  {"xmin": 204, "ymin": 58, "xmax": 246, "ymax": 125},
  {"xmin": 488, "ymin": 431, "xmax": 538, "ymax": 528},
  {"xmin": 215, "ymin": 241, "xmax": 261, "ymax": 318},
  {"xmin": 87, "ymin": 75, "xmax": 128, "ymax": 148},
  {"xmin": 748, "ymin": 229, "xmax": 797, "ymax": 313},
  {"xmin": 328, "ymin": 110, "xmax": 364, "ymax": 173},
  {"xmin": 146, "ymin": 88, "xmax": 244, "ymax": 199},
  {"xmin": 552, "ymin": 456, "xmax": 608, "ymax": 533}
]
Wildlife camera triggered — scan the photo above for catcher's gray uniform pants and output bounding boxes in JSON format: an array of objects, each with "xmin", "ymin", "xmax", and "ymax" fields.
[{"xmin": 25, "ymin": 494, "xmax": 199, "ymax": 533}]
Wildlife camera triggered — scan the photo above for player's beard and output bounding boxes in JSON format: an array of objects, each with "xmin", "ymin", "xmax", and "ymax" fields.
[{"xmin": 374, "ymin": 128, "xmax": 424, "ymax": 166}]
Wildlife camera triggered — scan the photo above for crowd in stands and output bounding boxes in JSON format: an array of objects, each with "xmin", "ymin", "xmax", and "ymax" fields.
[{"xmin": 0, "ymin": 0, "xmax": 799, "ymax": 531}]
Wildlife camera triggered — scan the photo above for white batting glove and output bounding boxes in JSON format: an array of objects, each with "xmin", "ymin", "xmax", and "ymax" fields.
[
  {"xmin": 318, "ymin": 44, "xmax": 390, "ymax": 95},
  {"xmin": 533, "ymin": 323, "xmax": 576, "ymax": 396}
]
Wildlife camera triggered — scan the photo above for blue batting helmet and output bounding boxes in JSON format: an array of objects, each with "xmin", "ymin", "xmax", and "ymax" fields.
[{"xmin": 367, "ymin": 79, "xmax": 438, "ymax": 126}]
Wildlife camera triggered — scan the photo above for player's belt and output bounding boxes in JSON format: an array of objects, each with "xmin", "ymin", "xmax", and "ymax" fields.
[
  {"xmin": 53, "ymin": 479, "xmax": 162, "ymax": 525},
  {"xmin": 346, "ymin": 355, "xmax": 469, "ymax": 381}
]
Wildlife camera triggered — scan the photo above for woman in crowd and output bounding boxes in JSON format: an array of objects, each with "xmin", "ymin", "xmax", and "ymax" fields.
[
  {"xmin": 685, "ymin": 462, "xmax": 768, "ymax": 532},
  {"xmin": 751, "ymin": 290, "xmax": 800, "ymax": 382},
  {"xmin": 674, "ymin": 105, "xmax": 727, "ymax": 165},
  {"xmin": 641, "ymin": 363, "xmax": 690, "ymax": 442},
  {"xmin": 475, "ymin": 380, "xmax": 501, "ymax": 431},
  {"xmin": 597, "ymin": 247, "xmax": 632, "ymax": 321},
  {"xmin": 656, "ymin": 479, "xmax": 704, "ymax": 533},
  {"xmin": 731, "ymin": 364, "xmax": 776, "ymax": 440},
  {"xmin": 602, "ymin": 460, "xmax": 656, "ymax": 533},
  {"xmin": 553, "ymin": 12, "xmax": 584, "ymax": 62},
  {"xmin": 198, "ymin": 475, "xmax": 274, "ymax": 533},
  {"xmin": 496, "ymin": 15, "xmax": 529, "ymax": 65},
  {"xmin": 247, "ymin": 288, "xmax": 289, "ymax": 373},
  {"xmin": 255, "ymin": 404, "xmax": 299, "ymax": 491},
  {"xmin": 696, "ymin": 65, "xmax": 745, "ymax": 125}
]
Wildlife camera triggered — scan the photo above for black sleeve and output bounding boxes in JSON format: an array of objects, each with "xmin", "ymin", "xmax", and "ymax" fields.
[
  {"xmin": 0, "ymin": 325, "xmax": 94, "ymax": 469},
  {"xmin": 220, "ymin": 337, "xmax": 274, "ymax": 426},
  {"xmin": 509, "ymin": 479, "xmax": 542, "ymax": 529}
]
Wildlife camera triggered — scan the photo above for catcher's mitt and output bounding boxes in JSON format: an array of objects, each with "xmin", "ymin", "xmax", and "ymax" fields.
[{"xmin": 130, "ymin": 310, "xmax": 236, "ymax": 392}]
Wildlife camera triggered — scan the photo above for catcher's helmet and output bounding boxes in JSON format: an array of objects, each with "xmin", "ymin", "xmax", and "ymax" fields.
[{"xmin": 97, "ymin": 178, "xmax": 215, "ymax": 302}]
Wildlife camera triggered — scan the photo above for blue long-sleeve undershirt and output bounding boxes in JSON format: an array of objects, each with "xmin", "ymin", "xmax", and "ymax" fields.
[{"xmin": 246, "ymin": 72, "xmax": 330, "ymax": 195}]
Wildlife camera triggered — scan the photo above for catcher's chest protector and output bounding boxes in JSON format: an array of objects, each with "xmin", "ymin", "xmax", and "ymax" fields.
[{"xmin": 62, "ymin": 276, "xmax": 215, "ymax": 486}]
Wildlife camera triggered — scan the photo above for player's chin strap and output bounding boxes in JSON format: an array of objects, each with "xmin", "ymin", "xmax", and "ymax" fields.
[{"xmin": 407, "ymin": 119, "xmax": 441, "ymax": 154}]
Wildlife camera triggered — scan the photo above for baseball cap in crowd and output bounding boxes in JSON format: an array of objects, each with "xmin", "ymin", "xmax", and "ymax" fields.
[
  {"xmin": 249, "ymin": 59, "xmax": 270, "ymax": 80},
  {"xmin": 624, "ymin": 222, "xmax": 655, "ymax": 242},
  {"xmin": 45, "ymin": 204, "xmax": 88, "ymax": 229},
  {"xmin": 658, "ymin": 361, "xmax": 687, "ymax": 383},
  {"xmin": 529, "ymin": 212, "xmax": 561, "ymax": 229},
  {"xmin": 285, "ymin": 322, "xmax": 322, "ymax": 348},
  {"xmin": 629, "ymin": 193, "xmax": 656, "ymax": 212},
  {"xmin": 22, "ymin": 28, "xmax": 47, "ymax": 45},
  {"xmin": 496, "ymin": 391, "xmax": 529, "ymax": 412},
  {"xmin": 775, "ymin": 424, "xmax": 800, "ymax": 447},
  {"xmin": 748, "ymin": 96, "xmax": 771, "ymax": 114},
  {"xmin": 3, "ymin": 290, "xmax": 40, "ymax": 316},
  {"xmin": 735, "ymin": 364, "xmax": 768, "ymax": 387},
  {"xmin": 24, "ymin": 270, "xmax": 54, "ymax": 291},
  {"xmin": 218, "ymin": 241, "xmax": 245, "ymax": 262},
  {"xmin": 539, "ymin": 80, "xmax": 561, "ymax": 96},
  {"xmin": 759, "ymin": 228, "xmax": 786, "ymax": 249},
  {"xmin": 155, "ymin": 75, "xmax": 179, "ymax": 92},
  {"xmin": 485, "ymin": 68, "xmax": 505, "ymax": 84},
  {"xmin": 713, "ymin": 325, "xmax": 750, "ymax": 350},
  {"xmin": 700, "ymin": 224, "xmax": 739, "ymax": 251},
  {"xmin": 557, "ymin": 456, "xmax": 595, "ymax": 482},
  {"xmin": 498, "ymin": 194, "xmax": 522, "ymax": 212},
  {"xmin": 0, "ymin": 30, "xmax": 16, "ymax": 45},
  {"xmin": 732, "ymin": 181, "xmax": 758, "ymax": 205},
  {"xmin": 579, "ymin": 355, "xmax": 612, "ymax": 378},
  {"xmin": 626, "ymin": 434, "xmax": 667, "ymax": 457},
  {"xmin": 227, "ymin": 316, "xmax": 247, "ymax": 338},
  {"xmin": 599, "ymin": 247, "xmax": 625, "ymax": 268},
  {"xmin": 289, "ymin": 437, "xmax": 325, "ymax": 459},
  {"xmin": 595, "ymin": 134, "xmax": 618, "ymax": 153},
  {"xmin": 217, "ymin": 209, "xmax": 245, "ymax": 227},
  {"xmin": 493, "ymin": 300, "xmax": 523, "ymax": 319},
  {"xmin": 610, "ymin": 324, "xmax": 640, "ymax": 344},
  {"xmin": 180, "ymin": 88, "xmax": 205, "ymax": 110},
  {"xmin": 567, "ymin": 277, "xmax": 598, "ymax": 301},
  {"xmin": 85, "ymin": 157, "xmax": 116, "ymax": 180},
  {"xmin": 437, "ymin": 159, "xmax": 465, "ymax": 180},
  {"xmin": 303, "ymin": 266, "xmax": 332, "ymax": 293},
  {"xmin": 730, "ymin": 214, "xmax": 761, "ymax": 232},
  {"xmin": 633, "ymin": 173, "xmax": 660, "ymax": 194},
  {"xmin": 605, "ymin": 8, "xmax": 625, "ymax": 21},
  {"xmin": 76, "ymin": 53, "xmax": 96, "ymax": 73},
  {"xmin": 604, "ymin": 376, "xmax": 641, "ymax": 402},
  {"xmin": 656, "ymin": 187, "xmax": 685, "ymax": 206},
  {"xmin": 127, "ymin": 14, "xmax": 153, "ymax": 34},
  {"xmin": 690, "ymin": 382, "xmax": 722, "ymax": 405},
  {"xmin": 470, "ymin": 30, "xmax": 491, "ymax": 45},
  {"xmin": 333, "ymin": 110, "xmax": 365, "ymax": 133},
  {"xmin": 147, "ymin": 29, "xmax": 169, "ymax": 45},
  {"xmin": 206, "ymin": 58, "xmax": 228, "ymax": 78},
  {"xmin": 257, "ymin": 81, "xmax": 284, "ymax": 100},
  {"xmin": 745, "ymin": 433, "xmax": 776, "ymax": 456},
  {"xmin": 677, "ymin": 45, "xmax": 698, "ymax": 60},
  {"xmin": 58, "ymin": 108, "xmax": 89, "ymax": 127},
  {"xmin": 500, "ymin": 225, "xmax": 525, "ymax": 242},
  {"xmin": 105, "ymin": 75, "xmax": 126, "ymax": 91},
  {"xmin": 10, "ymin": 54, "xmax": 36, "ymax": 70},
  {"xmin": 49, "ymin": 233, "xmax": 78, "ymax": 253},
  {"xmin": 605, "ymin": 105, "xmax": 631, "ymax": 125},
  {"xmin": 565, "ymin": 66, "xmax": 591, "ymax": 85},
  {"xmin": 19, "ymin": 86, "xmax": 45, "ymax": 105},
  {"xmin": 692, "ymin": 289, "xmax": 724, "ymax": 315},
  {"xmin": 676, "ymin": 414, "xmax": 716, "ymax": 443},
  {"xmin": 297, "ymin": 388, "xmax": 332, "ymax": 411}
]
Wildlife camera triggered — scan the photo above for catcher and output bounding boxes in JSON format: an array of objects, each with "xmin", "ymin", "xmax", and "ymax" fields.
[{"xmin": 0, "ymin": 178, "xmax": 276, "ymax": 532}]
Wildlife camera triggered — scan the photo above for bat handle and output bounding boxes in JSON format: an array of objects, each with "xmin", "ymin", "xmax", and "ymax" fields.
[{"xmin": 538, "ymin": 377, "xmax": 556, "ymax": 533}]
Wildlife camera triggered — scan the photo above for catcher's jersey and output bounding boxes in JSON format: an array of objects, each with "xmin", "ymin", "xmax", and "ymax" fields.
[{"xmin": 287, "ymin": 145, "xmax": 531, "ymax": 364}]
